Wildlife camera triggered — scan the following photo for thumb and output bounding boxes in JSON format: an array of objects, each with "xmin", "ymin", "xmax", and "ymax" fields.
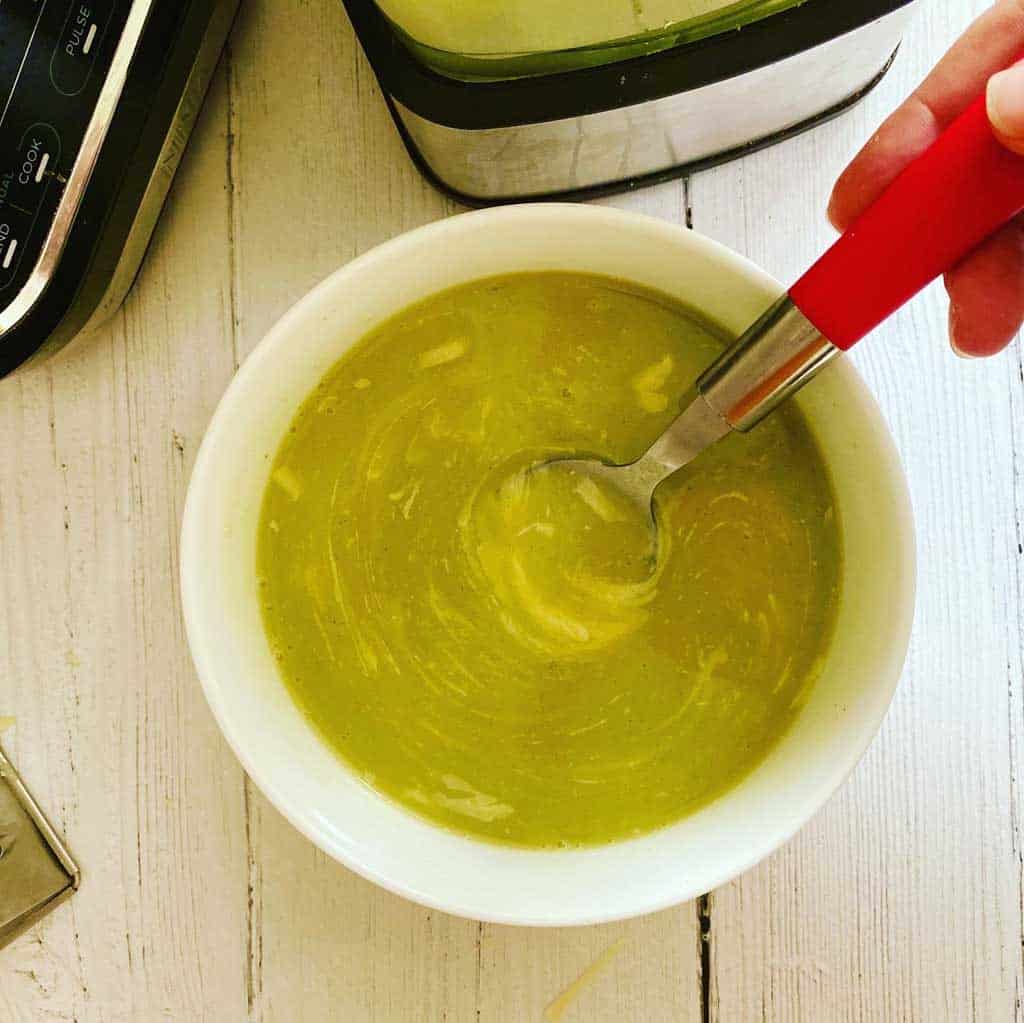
[{"xmin": 988, "ymin": 62, "xmax": 1024, "ymax": 155}]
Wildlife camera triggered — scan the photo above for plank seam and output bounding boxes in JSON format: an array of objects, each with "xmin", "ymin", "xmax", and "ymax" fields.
[{"xmin": 698, "ymin": 893, "xmax": 712, "ymax": 1023}]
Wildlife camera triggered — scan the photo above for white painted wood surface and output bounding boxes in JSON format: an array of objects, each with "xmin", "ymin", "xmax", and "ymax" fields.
[{"xmin": 0, "ymin": 1, "xmax": 1020, "ymax": 1019}]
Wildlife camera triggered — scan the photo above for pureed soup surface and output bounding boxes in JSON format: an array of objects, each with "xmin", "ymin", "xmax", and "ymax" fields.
[
  {"xmin": 257, "ymin": 272, "xmax": 842, "ymax": 848},
  {"xmin": 374, "ymin": 0, "xmax": 806, "ymax": 60}
]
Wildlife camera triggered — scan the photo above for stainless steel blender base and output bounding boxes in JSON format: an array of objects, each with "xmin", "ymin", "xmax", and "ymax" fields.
[
  {"xmin": 0, "ymin": 745, "xmax": 79, "ymax": 950},
  {"xmin": 391, "ymin": 4, "xmax": 917, "ymax": 203}
]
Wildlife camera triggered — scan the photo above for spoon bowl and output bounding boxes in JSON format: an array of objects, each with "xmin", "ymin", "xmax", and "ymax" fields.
[{"xmin": 535, "ymin": 386, "xmax": 731, "ymax": 538}]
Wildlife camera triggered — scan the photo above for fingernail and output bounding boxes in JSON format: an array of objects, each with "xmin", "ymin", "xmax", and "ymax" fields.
[
  {"xmin": 988, "ymin": 63, "xmax": 1024, "ymax": 140},
  {"xmin": 948, "ymin": 306, "xmax": 979, "ymax": 360}
]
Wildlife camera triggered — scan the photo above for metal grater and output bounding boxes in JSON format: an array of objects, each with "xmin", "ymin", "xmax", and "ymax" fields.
[{"xmin": 0, "ymin": 744, "xmax": 79, "ymax": 950}]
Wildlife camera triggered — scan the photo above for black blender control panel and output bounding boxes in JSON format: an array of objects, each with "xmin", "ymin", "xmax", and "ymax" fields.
[{"xmin": 0, "ymin": 0, "xmax": 128, "ymax": 315}]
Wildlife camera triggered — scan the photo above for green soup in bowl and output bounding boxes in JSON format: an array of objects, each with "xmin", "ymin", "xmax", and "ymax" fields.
[
  {"xmin": 257, "ymin": 271, "xmax": 841, "ymax": 848},
  {"xmin": 181, "ymin": 205, "xmax": 913, "ymax": 925}
]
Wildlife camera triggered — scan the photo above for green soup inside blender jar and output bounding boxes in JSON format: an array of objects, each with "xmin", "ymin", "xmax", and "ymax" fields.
[{"xmin": 371, "ymin": 0, "xmax": 810, "ymax": 79}]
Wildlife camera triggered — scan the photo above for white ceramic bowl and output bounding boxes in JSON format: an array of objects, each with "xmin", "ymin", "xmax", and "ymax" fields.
[{"xmin": 181, "ymin": 204, "xmax": 915, "ymax": 927}]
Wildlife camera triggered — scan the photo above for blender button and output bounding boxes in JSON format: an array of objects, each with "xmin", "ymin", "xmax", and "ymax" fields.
[
  {"xmin": 8, "ymin": 124, "xmax": 62, "ymax": 212},
  {"xmin": 0, "ymin": 218, "xmax": 26, "ymax": 287},
  {"xmin": 2, "ymin": 238, "xmax": 17, "ymax": 271},
  {"xmin": 51, "ymin": 2, "xmax": 115, "ymax": 96}
]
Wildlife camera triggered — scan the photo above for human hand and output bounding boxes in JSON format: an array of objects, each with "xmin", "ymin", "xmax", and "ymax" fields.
[{"xmin": 829, "ymin": 0, "xmax": 1024, "ymax": 357}]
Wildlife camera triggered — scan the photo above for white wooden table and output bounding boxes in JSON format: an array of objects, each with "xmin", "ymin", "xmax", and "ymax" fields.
[{"xmin": 2, "ymin": 2, "xmax": 1022, "ymax": 1019}]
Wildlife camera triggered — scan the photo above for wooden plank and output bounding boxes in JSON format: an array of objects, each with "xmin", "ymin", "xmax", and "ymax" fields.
[
  {"xmin": 688, "ymin": 2, "xmax": 1024, "ymax": 1018},
  {"xmin": 222, "ymin": 0, "xmax": 457, "ymax": 368},
  {"xmin": 220, "ymin": 4, "xmax": 480, "ymax": 1020},
  {"xmin": 0, "ymin": 65, "xmax": 248, "ymax": 1021},
  {"xmin": 1007, "ymin": 336, "xmax": 1024, "ymax": 1023},
  {"xmin": 478, "ymin": 904, "xmax": 702, "ymax": 1022},
  {"xmin": 227, "ymin": 0, "xmax": 702, "ymax": 1014},
  {"xmin": 478, "ymin": 181, "xmax": 703, "ymax": 1023}
]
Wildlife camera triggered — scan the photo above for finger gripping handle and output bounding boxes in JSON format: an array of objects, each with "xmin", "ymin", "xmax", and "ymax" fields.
[{"xmin": 790, "ymin": 92, "xmax": 1024, "ymax": 350}]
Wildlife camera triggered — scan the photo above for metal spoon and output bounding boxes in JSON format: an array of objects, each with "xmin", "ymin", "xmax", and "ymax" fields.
[
  {"xmin": 546, "ymin": 70, "xmax": 1024, "ymax": 527},
  {"xmin": 550, "ymin": 298, "xmax": 828, "ymax": 527}
]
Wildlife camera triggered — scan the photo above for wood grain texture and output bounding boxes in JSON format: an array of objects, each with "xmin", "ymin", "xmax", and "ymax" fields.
[
  {"xmin": 689, "ymin": 2, "xmax": 1024, "ymax": 1019},
  {"xmin": 1, "ymin": 0, "xmax": 1020, "ymax": 1020},
  {"xmin": 0, "ymin": 66, "xmax": 247, "ymax": 1021}
]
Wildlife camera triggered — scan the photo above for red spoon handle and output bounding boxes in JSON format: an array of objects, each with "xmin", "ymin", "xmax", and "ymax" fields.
[{"xmin": 789, "ymin": 89, "xmax": 1024, "ymax": 351}]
